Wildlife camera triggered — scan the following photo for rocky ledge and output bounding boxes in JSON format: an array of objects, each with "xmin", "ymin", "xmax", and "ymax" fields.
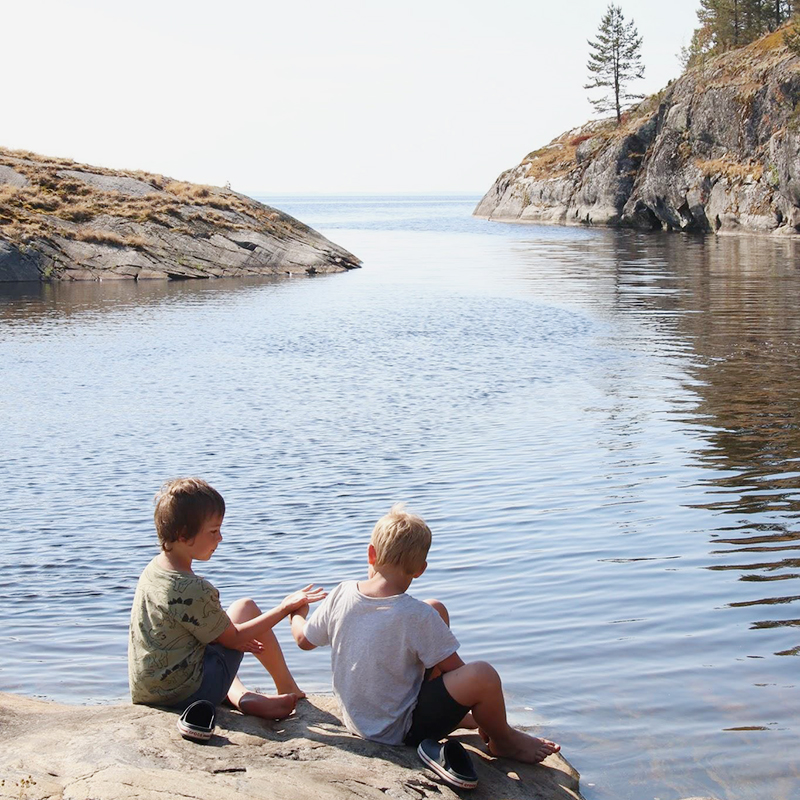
[
  {"xmin": 0, "ymin": 692, "xmax": 583, "ymax": 800},
  {"xmin": 476, "ymin": 26, "xmax": 800, "ymax": 236},
  {"xmin": 0, "ymin": 150, "xmax": 360, "ymax": 282}
]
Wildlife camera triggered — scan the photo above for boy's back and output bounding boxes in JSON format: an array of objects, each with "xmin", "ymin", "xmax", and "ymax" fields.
[
  {"xmin": 129, "ymin": 557, "xmax": 230, "ymax": 705},
  {"xmin": 293, "ymin": 504, "xmax": 561, "ymax": 764},
  {"xmin": 303, "ymin": 580, "xmax": 458, "ymax": 744}
]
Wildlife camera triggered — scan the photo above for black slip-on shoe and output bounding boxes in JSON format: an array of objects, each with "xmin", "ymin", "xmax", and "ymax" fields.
[
  {"xmin": 177, "ymin": 699, "xmax": 215, "ymax": 742},
  {"xmin": 417, "ymin": 737, "xmax": 478, "ymax": 790}
]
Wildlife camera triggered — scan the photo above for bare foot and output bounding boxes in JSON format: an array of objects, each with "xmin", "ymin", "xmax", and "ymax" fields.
[
  {"xmin": 275, "ymin": 679, "xmax": 306, "ymax": 700},
  {"xmin": 486, "ymin": 729, "xmax": 560, "ymax": 763},
  {"xmin": 236, "ymin": 691, "xmax": 298, "ymax": 720}
]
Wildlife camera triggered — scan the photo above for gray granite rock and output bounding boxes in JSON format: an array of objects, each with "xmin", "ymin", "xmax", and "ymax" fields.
[
  {"xmin": 57, "ymin": 169, "xmax": 160, "ymax": 197},
  {"xmin": 0, "ymin": 692, "xmax": 584, "ymax": 800},
  {"xmin": 0, "ymin": 165, "xmax": 29, "ymax": 188},
  {"xmin": 0, "ymin": 242, "xmax": 40, "ymax": 281},
  {"xmin": 475, "ymin": 31, "xmax": 800, "ymax": 238},
  {"xmin": 0, "ymin": 151, "xmax": 360, "ymax": 282}
]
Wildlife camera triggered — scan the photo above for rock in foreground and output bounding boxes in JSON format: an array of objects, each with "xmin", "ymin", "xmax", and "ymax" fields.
[
  {"xmin": 0, "ymin": 692, "xmax": 583, "ymax": 800},
  {"xmin": 0, "ymin": 149, "xmax": 360, "ymax": 282},
  {"xmin": 476, "ymin": 27, "xmax": 800, "ymax": 237}
]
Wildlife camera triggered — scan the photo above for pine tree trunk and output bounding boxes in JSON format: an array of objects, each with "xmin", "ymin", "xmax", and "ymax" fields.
[{"xmin": 734, "ymin": 0, "xmax": 740, "ymax": 44}]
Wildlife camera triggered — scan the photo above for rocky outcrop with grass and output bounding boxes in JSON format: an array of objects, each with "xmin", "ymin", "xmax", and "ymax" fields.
[
  {"xmin": 0, "ymin": 150, "xmax": 360, "ymax": 282},
  {"xmin": 475, "ymin": 27, "xmax": 800, "ymax": 236},
  {"xmin": 0, "ymin": 692, "xmax": 586, "ymax": 800}
]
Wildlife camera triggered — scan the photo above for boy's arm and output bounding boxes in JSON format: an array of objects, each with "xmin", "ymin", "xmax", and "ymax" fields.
[
  {"xmin": 433, "ymin": 651, "xmax": 464, "ymax": 674},
  {"xmin": 215, "ymin": 585, "xmax": 325, "ymax": 650},
  {"xmin": 289, "ymin": 603, "xmax": 318, "ymax": 650}
]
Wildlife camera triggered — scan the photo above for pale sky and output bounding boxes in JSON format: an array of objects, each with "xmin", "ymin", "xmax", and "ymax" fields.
[{"xmin": 4, "ymin": 0, "xmax": 700, "ymax": 194}]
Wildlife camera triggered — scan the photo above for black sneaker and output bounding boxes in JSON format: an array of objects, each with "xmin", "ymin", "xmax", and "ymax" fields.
[
  {"xmin": 177, "ymin": 699, "xmax": 215, "ymax": 742},
  {"xmin": 417, "ymin": 738, "xmax": 478, "ymax": 790}
]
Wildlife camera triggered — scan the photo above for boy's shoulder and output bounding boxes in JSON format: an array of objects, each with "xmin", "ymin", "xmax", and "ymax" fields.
[
  {"xmin": 327, "ymin": 581, "xmax": 437, "ymax": 619},
  {"xmin": 135, "ymin": 557, "xmax": 219, "ymax": 600}
]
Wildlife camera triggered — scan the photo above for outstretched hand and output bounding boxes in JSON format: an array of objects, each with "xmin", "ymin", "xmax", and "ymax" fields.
[
  {"xmin": 283, "ymin": 584, "xmax": 327, "ymax": 614},
  {"xmin": 233, "ymin": 638, "xmax": 264, "ymax": 653}
]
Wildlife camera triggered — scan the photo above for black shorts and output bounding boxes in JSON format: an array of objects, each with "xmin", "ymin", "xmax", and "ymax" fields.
[{"xmin": 404, "ymin": 675, "xmax": 471, "ymax": 747}]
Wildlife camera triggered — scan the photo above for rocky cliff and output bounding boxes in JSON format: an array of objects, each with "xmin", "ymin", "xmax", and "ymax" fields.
[
  {"xmin": 0, "ymin": 150, "xmax": 360, "ymax": 282},
  {"xmin": 475, "ymin": 27, "xmax": 800, "ymax": 236}
]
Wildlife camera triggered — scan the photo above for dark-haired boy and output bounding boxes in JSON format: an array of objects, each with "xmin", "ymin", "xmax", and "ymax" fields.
[{"xmin": 128, "ymin": 477, "xmax": 325, "ymax": 719}]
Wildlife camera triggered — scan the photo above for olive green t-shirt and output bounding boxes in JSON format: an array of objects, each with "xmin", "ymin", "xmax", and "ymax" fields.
[{"xmin": 128, "ymin": 557, "xmax": 231, "ymax": 705}]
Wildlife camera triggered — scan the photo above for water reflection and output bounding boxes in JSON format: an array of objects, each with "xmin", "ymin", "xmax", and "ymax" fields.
[
  {"xmin": 0, "ymin": 274, "xmax": 317, "ymax": 328},
  {"xmin": 607, "ymin": 233, "xmax": 800, "ymax": 657}
]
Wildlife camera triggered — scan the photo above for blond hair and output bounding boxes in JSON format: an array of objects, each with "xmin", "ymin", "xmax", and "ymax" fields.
[
  {"xmin": 154, "ymin": 477, "xmax": 225, "ymax": 551},
  {"xmin": 371, "ymin": 503, "xmax": 431, "ymax": 574}
]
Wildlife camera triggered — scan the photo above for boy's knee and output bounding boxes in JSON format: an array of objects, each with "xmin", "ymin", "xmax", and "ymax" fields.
[
  {"xmin": 467, "ymin": 660, "xmax": 500, "ymax": 689},
  {"xmin": 227, "ymin": 597, "xmax": 260, "ymax": 621},
  {"xmin": 424, "ymin": 599, "xmax": 450, "ymax": 626}
]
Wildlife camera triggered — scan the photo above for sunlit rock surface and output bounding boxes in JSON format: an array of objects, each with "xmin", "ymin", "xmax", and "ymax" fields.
[
  {"xmin": 0, "ymin": 150, "xmax": 360, "ymax": 282},
  {"xmin": 0, "ymin": 692, "xmax": 586, "ymax": 800}
]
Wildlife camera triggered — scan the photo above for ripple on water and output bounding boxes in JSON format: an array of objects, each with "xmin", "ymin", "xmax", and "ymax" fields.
[{"xmin": 2, "ymin": 200, "xmax": 800, "ymax": 800}]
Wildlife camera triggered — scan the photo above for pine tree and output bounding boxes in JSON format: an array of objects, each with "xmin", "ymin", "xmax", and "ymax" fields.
[
  {"xmin": 684, "ymin": 0, "xmax": 795, "ymax": 69},
  {"xmin": 585, "ymin": 5, "xmax": 645, "ymax": 124},
  {"xmin": 784, "ymin": 4, "xmax": 800, "ymax": 53}
]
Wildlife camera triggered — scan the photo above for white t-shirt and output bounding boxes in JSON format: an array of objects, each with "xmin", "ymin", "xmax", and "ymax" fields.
[{"xmin": 303, "ymin": 580, "xmax": 459, "ymax": 745}]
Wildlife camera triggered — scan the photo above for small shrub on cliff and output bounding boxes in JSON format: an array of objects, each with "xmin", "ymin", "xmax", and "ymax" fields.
[
  {"xmin": 696, "ymin": 157, "xmax": 764, "ymax": 182},
  {"xmin": 28, "ymin": 195, "xmax": 62, "ymax": 212},
  {"xmin": 765, "ymin": 163, "xmax": 781, "ymax": 187},
  {"xmin": 60, "ymin": 203, "xmax": 95, "ymax": 222},
  {"xmin": 71, "ymin": 228, "xmax": 148, "ymax": 249},
  {"xmin": 73, "ymin": 228, "xmax": 127, "ymax": 246},
  {"xmin": 165, "ymin": 181, "xmax": 213, "ymax": 202},
  {"xmin": 784, "ymin": 15, "xmax": 800, "ymax": 54},
  {"xmin": 144, "ymin": 208, "xmax": 169, "ymax": 225}
]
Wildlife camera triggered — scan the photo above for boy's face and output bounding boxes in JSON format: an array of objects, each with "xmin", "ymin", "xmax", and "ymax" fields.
[{"xmin": 186, "ymin": 513, "xmax": 224, "ymax": 561}]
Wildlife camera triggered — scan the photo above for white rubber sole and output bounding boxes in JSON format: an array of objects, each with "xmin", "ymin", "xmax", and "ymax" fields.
[
  {"xmin": 176, "ymin": 720, "xmax": 213, "ymax": 741},
  {"xmin": 417, "ymin": 743, "xmax": 478, "ymax": 790}
]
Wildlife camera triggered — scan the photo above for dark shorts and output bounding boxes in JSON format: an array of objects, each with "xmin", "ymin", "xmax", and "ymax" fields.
[
  {"xmin": 174, "ymin": 643, "xmax": 243, "ymax": 711},
  {"xmin": 404, "ymin": 675, "xmax": 471, "ymax": 747}
]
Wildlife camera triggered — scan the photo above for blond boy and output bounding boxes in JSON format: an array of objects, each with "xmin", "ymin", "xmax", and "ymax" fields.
[
  {"xmin": 129, "ymin": 477, "xmax": 325, "ymax": 718},
  {"xmin": 289, "ymin": 504, "xmax": 560, "ymax": 762}
]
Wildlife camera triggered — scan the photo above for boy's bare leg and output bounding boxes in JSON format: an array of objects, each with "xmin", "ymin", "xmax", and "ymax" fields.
[
  {"xmin": 226, "ymin": 675, "xmax": 297, "ymax": 719},
  {"xmin": 442, "ymin": 662, "xmax": 560, "ymax": 763},
  {"xmin": 227, "ymin": 598, "xmax": 304, "ymax": 702},
  {"xmin": 424, "ymin": 598, "xmax": 450, "ymax": 626}
]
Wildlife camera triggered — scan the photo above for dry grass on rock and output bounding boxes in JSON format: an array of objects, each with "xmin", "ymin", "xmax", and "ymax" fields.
[{"xmin": 0, "ymin": 146, "xmax": 298, "ymax": 249}]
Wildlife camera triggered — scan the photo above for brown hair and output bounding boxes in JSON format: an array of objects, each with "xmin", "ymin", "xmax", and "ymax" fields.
[
  {"xmin": 154, "ymin": 478, "xmax": 225, "ymax": 552},
  {"xmin": 371, "ymin": 503, "xmax": 432, "ymax": 574}
]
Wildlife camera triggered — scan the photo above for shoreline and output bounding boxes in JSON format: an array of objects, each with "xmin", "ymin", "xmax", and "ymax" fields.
[{"xmin": 474, "ymin": 212, "xmax": 800, "ymax": 241}]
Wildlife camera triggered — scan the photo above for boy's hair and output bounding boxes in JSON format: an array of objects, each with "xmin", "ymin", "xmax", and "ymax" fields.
[
  {"xmin": 371, "ymin": 503, "xmax": 431, "ymax": 574},
  {"xmin": 154, "ymin": 478, "xmax": 225, "ymax": 552}
]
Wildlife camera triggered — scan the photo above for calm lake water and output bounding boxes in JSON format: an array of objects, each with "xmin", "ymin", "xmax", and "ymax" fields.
[{"xmin": 2, "ymin": 196, "xmax": 799, "ymax": 800}]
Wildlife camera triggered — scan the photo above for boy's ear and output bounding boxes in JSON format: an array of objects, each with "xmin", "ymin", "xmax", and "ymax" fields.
[
  {"xmin": 367, "ymin": 543, "xmax": 377, "ymax": 565},
  {"xmin": 177, "ymin": 527, "xmax": 196, "ymax": 546},
  {"xmin": 411, "ymin": 561, "xmax": 428, "ymax": 579}
]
